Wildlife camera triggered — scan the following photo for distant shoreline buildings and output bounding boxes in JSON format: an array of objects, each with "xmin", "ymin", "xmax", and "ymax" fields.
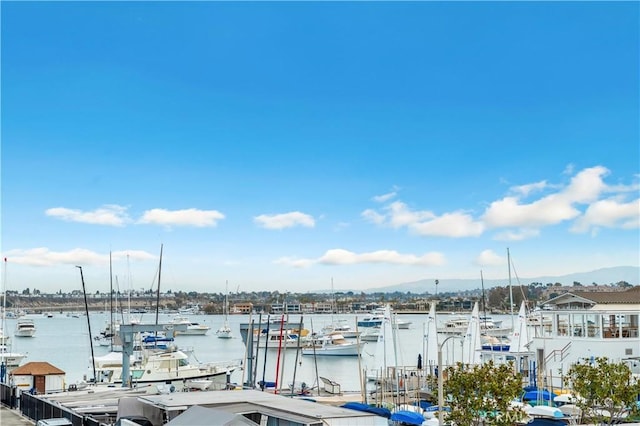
[{"xmin": 3, "ymin": 281, "xmax": 636, "ymax": 316}]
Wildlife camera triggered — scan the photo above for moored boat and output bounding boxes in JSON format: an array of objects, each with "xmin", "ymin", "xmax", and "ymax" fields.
[
  {"xmin": 253, "ymin": 327, "xmax": 308, "ymax": 349},
  {"xmin": 91, "ymin": 347, "xmax": 241, "ymax": 387},
  {"xmin": 301, "ymin": 332, "xmax": 364, "ymax": 356},
  {"xmin": 14, "ymin": 318, "xmax": 36, "ymax": 337},
  {"xmin": 170, "ymin": 316, "xmax": 211, "ymax": 336}
]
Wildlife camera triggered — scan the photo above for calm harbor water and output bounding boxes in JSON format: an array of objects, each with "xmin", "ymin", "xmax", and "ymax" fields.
[{"xmin": 2, "ymin": 311, "xmax": 515, "ymax": 393}]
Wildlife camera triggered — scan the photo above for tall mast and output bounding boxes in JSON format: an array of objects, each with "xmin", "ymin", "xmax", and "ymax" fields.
[
  {"xmin": 480, "ymin": 270, "xmax": 488, "ymax": 329},
  {"xmin": 1, "ymin": 258, "xmax": 7, "ymax": 383},
  {"xmin": 77, "ymin": 265, "xmax": 97, "ymax": 383},
  {"xmin": 507, "ymin": 248, "xmax": 515, "ymax": 328},
  {"xmin": 155, "ymin": 244, "xmax": 163, "ymax": 327},
  {"xmin": 109, "ymin": 251, "xmax": 114, "ymax": 352}
]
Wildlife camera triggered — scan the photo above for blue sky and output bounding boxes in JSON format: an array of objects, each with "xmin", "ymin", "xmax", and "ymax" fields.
[{"xmin": 1, "ymin": 2, "xmax": 638, "ymax": 294}]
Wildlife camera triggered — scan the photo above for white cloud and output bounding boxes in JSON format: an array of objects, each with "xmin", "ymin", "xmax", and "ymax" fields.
[
  {"xmin": 3, "ymin": 247, "xmax": 155, "ymax": 267},
  {"xmin": 387, "ymin": 201, "xmax": 435, "ymax": 228},
  {"xmin": 362, "ymin": 165, "xmax": 635, "ymax": 242},
  {"xmin": 276, "ymin": 248, "xmax": 445, "ymax": 268},
  {"xmin": 138, "ymin": 208, "xmax": 225, "ymax": 227},
  {"xmin": 482, "ymin": 194, "xmax": 581, "ymax": 228},
  {"xmin": 362, "ymin": 202, "xmax": 483, "ymax": 237},
  {"xmin": 254, "ymin": 211, "xmax": 315, "ymax": 230},
  {"xmin": 361, "ymin": 209, "xmax": 386, "ymax": 225},
  {"xmin": 409, "ymin": 211, "xmax": 485, "ymax": 237},
  {"xmin": 482, "ymin": 167, "xmax": 611, "ymax": 229},
  {"xmin": 493, "ymin": 228, "xmax": 540, "ymax": 241},
  {"xmin": 475, "ymin": 250, "xmax": 504, "ymax": 267},
  {"xmin": 45, "ymin": 205, "xmax": 130, "ymax": 226},
  {"xmin": 511, "ymin": 180, "xmax": 547, "ymax": 197},
  {"xmin": 372, "ymin": 190, "xmax": 397, "ymax": 203},
  {"xmin": 571, "ymin": 197, "xmax": 640, "ymax": 233}
]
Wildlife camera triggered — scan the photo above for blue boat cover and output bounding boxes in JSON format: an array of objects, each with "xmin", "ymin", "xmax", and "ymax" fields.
[
  {"xmin": 419, "ymin": 400, "xmax": 434, "ymax": 411},
  {"xmin": 523, "ymin": 389, "xmax": 555, "ymax": 401},
  {"xmin": 390, "ymin": 410, "xmax": 425, "ymax": 425},
  {"xmin": 341, "ymin": 402, "xmax": 391, "ymax": 418},
  {"xmin": 528, "ymin": 419, "xmax": 567, "ymax": 426}
]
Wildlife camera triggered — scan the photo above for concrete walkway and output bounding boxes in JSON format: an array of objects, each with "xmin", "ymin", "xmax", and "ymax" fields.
[{"xmin": 0, "ymin": 405, "xmax": 34, "ymax": 425}]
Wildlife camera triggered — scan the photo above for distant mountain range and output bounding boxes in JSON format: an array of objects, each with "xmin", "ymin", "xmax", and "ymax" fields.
[{"xmin": 357, "ymin": 266, "xmax": 640, "ymax": 294}]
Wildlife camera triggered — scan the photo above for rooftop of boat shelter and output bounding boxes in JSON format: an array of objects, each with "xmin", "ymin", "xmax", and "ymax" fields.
[
  {"xmin": 29, "ymin": 386, "xmax": 383, "ymax": 425},
  {"xmin": 137, "ymin": 389, "xmax": 379, "ymax": 421}
]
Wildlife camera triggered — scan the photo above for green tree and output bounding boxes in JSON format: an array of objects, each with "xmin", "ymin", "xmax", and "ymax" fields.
[
  {"xmin": 442, "ymin": 360, "xmax": 526, "ymax": 425},
  {"xmin": 564, "ymin": 357, "xmax": 640, "ymax": 425}
]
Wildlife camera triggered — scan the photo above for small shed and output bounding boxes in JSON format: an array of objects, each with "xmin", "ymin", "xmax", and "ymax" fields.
[{"xmin": 10, "ymin": 361, "xmax": 66, "ymax": 394}]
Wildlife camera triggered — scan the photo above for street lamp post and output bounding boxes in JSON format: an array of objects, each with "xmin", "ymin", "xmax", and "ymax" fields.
[{"xmin": 437, "ymin": 334, "xmax": 464, "ymax": 425}]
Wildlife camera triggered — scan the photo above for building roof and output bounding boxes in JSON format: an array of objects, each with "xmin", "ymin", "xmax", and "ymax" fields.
[
  {"xmin": 572, "ymin": 286, "xmax": 640, "ymax": 304},
  {"xmin": 544, "ymin": 285, "xmax": 640, "ymax": 307},
  {"xmin": 10, "ymin": 361, "xmax": 65, "ymax": 376}
]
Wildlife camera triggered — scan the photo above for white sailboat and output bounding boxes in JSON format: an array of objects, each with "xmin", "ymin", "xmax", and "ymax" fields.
[
  {"xmin": 424, "ymin": 301, "xmax": 439, "ymax": 372},
  {"xmin": 216, "ymin": 281, "xmax": 233, "ymax": 339},
  {"xmin": 508, "ymin": 301, "xmax": 530, "ymax": 354},
  {"xmin": 462, "ymin": 301, "xmax": 482, "ymax": 366}
]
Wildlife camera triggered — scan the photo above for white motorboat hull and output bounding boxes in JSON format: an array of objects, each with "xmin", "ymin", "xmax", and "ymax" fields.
[{"xmin": 301, "ymin": 343, "xmax": 364, "ymax": 356}]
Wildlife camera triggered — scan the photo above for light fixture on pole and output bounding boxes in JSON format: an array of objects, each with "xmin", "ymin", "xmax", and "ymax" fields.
[{"xmin": 437, "ymin": 334, "xmax": 464, "ymax": 425}]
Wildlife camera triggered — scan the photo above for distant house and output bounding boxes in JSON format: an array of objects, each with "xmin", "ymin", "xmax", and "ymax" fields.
[{"xmin": 10, "ymin": 361, "xmax": 66, "ymax": 394}]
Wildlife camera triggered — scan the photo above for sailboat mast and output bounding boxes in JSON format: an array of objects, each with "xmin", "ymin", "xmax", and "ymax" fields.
[
  {"xmin": 507, "ymin": 248, "xmax": 515, "ymax": 327},
  {"xmin": 155, "ymin": 244, "xmax": 163, "ymax": 327},
  {"xmin": 480, "ymin": 270, "xmax": 488, "ymax": 329},
  {"xmin": 77, "ymin": 265, "xmax": 97, "ymax": 383},
  {"xmin": 2, "ymin": 258, "xmax": 6, "ymax": 338},
  {"xmin": 109, "ymin": 252, "xmax": 114, "ymax": 352}
]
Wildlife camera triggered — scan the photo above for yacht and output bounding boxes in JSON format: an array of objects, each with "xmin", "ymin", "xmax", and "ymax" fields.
[
  {"xmin": 91, "ymin": 346, "xmax": 241, "ymax": 387},
  {"xmin": 253, "ymin": 327, "xmax": 308, "ymax": 349},
  {"xmin": 357, "ymin": 309, "xmax": 385, "ymax": 328},
  {"xmin": 0, "ymin": 344, "xmax": 26, "ymax": 367},
  {"xmin": 320, "ymin": 319, "xmax": 361, "ymax": 339},
  {"xmin": 438, "ymin": 314, "xmax": 511, "ymax": 336},
  {"xmin": 169, "ymin": 316, "xmax": 211, "ymax": 336},
  {"xmin": 14, "ymin": 318, "xmax": 36, "ymax": 337},
  {"xmin": 301, "ymin": 332, "xmax": 364, "ymax": 356}
]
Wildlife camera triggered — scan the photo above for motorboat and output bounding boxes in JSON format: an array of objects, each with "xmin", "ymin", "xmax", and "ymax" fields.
[
  {"xmin": 253, "ymin": 327, "xmax": 308, "ymax": 349},
  {"xmin": 357, "ymin": 311, "xmax": 384, "ymax": 328},
  {"xmin": 394, "ymin": 317, "xmax": 412, "ymax": 329},
  {"xmin": 438, "ymin": 315, "xmax": 512, "ymax": 336},
  {"xmin": 14, "ymin": 318, "xmax": 36, "ymax": 337},
  {"xmin": 360, "ymin": 328, "xmax": 381, "ymax": 342},
  {"xmin": 0, "ymin": 344, "xmax": 26, "ymax": 367},
  {"xmin": 301, "ymin": 332, "xmax": 364, "ymax": 356},
  {"xmin": 169, "ymin": 316, "xmax": 211, "ymax": 336},
  {"xmin": 91, "ymin": 346, "xmax": 241, "ymax": 387},
  {"xmin": 320, "ymin": 320, "xmax": 361, "ymax": 339}
]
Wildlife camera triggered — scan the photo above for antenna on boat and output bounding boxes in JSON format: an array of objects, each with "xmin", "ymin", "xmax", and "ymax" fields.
[{"xmin": 77, "ymin": 265, "xmax": 97, "ymax": 384}]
